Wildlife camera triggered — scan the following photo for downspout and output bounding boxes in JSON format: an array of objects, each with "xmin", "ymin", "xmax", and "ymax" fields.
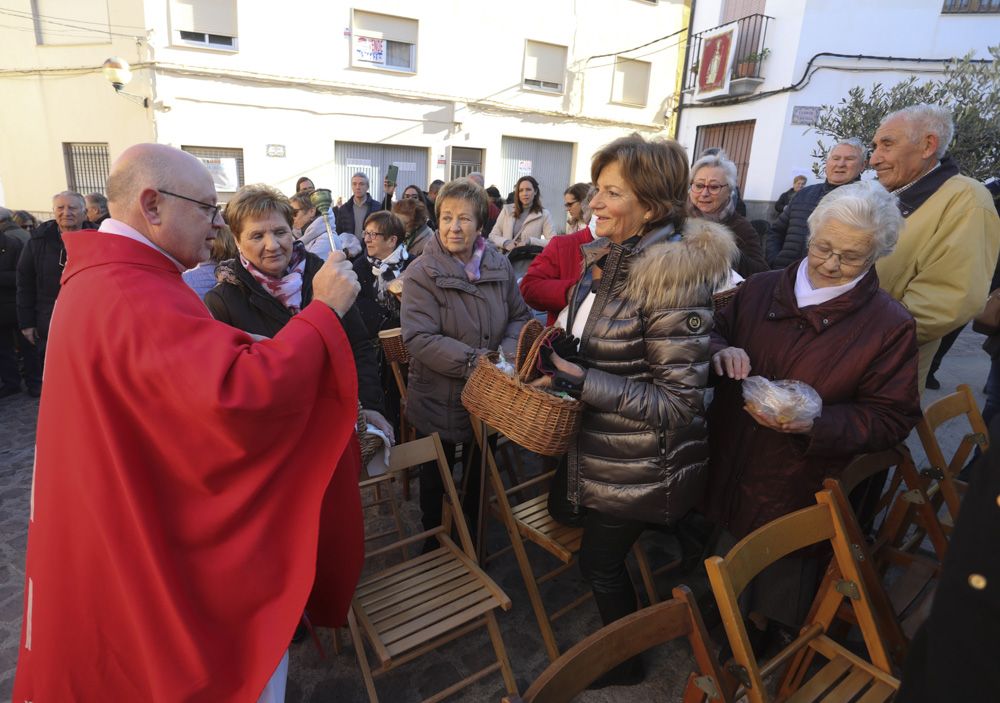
[{"xmin": 673, "ymin": 0, "xmax": 697, "ymax": 140}]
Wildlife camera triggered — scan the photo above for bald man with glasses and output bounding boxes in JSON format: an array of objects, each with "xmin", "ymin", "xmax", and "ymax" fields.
[{"xmin": 14, "ymin": 143, "xmax": 365, "ymax": 702}]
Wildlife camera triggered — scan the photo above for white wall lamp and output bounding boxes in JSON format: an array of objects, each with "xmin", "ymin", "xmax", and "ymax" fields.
[{"xmin": 102, "ymin": 57, "xmax": 149, "ymax": 108}]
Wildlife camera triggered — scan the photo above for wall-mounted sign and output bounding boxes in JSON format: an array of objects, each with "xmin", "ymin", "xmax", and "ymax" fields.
[
  {"xmin": 791, "ymin": 106, "xmax": 821, "ymax": 126},
  {"xmin": 347, "ymin": 159, "xmax": 372, "ymax": 167},
  {"xmin": 695, "ymin": 24, "xmax": 738, "ymax": 101},
  {"xmin": 397, "ymin": 162, "xmax": 417, "ymax": 172},
  {"xmin": 266, "ymin": 144, "xmax": 286, "ymax": 157},
  {"xmin": 517, "ymin": 160, "xmax": 532, "ymax": 176}
]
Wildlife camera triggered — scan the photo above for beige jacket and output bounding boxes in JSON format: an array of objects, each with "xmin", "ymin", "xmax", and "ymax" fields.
[
  {"xmin": 877, "ymin": 174, "xmax": 1000, "ymax": 387},
  {"xmin": 488, "ymin": 204, "xmax": 555, "ymax": 250}
]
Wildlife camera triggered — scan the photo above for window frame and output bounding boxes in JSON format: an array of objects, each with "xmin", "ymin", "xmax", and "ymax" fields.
[
  {"xmin": 941, "ymin": 0, "xmax": 1000, "ymax": 12},
  {"xmin": 522, "ymin": 40, "xmax": 568, "ymax": 95},
  {"xmin": 610, "ymin": 57, "xmax": 652, "ymax": 107},
  {"xmin": 180, "ymin": 146, "xmax": 245, "ymax": 200},
  {"xmin": 168, "ymin": 0, "xmax": 239, "ymax": 53},
  {"xmin": 350, "ymin": 10, "xmax": 419, "ymax": 75}
]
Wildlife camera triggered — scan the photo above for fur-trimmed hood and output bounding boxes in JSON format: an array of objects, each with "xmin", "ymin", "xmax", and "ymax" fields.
[{"xmin": 623, "ymin": 217, "xmax": 737, "ymax": 310}]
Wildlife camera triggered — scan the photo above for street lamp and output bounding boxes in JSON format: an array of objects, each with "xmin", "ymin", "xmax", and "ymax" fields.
[{"xmin": 102, "ymin": 57, "xmax": 149, "ymax": 108}]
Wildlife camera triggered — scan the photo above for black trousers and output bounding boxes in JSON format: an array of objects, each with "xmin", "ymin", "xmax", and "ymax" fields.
[
  {"xmin": 547, "ymin": 459, "xmax": 645, "ymax": 625},
  {"xmin": 928, "ymin": 324, "xmax": 965, "ymax": 377},
  {"xmin": 419, "ymin": 440, "xmax": 485, "ymax": 540}
]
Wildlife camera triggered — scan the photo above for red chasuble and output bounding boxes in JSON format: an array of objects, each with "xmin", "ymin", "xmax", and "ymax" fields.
[{"xmin": 13, "ymin": 231, "xmax": 362, "ymax": 701}]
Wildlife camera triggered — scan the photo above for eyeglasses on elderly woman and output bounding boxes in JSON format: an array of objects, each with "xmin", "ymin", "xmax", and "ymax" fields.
[
  {"xmin": 807, "ymin": 242, "xmax": 870, "ymax": 268},
  {"xmin": 690, "ymin": 182, "xmax": 729, "ymax": 195}
]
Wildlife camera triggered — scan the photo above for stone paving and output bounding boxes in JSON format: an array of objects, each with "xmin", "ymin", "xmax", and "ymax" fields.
[{"xmin": 0, "ymin": 326, "xmax": 990, "ymax": 702}]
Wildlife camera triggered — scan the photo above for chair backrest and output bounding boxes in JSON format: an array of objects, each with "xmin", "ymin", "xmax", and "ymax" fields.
[
  {"xmin": 361, "ymin": 433, "xmax": 477, "ymax": 559},
  {"xmin": 918, "ymin": 383, "xmax": 989, "ymax": 477},
  {"xmin": 915, "ymin": 383, "xmax": 987, "ymax": 522},
  {"xmin": 823, "ymin": 459, "xmax": 910, "ymax": 665},
  {"xmin": 705, "ymin": 493, "xmax": 893, "ymax": 702},
  {"xmin": 519, "ymin": 586, "xmax": 728, "ymax": 703}
]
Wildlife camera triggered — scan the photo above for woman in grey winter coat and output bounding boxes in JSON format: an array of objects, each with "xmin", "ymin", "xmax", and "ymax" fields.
[
  {"xmin": 401, "ymin": 178, "xmax": 531, "ymax": 535},
  {"xmin": 543, "ymin": 133, "xmax": 734, "ymax": 686}
]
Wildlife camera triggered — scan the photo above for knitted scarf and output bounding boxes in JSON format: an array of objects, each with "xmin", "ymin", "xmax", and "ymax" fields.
[
  {"xmin": 239, "ymin": 240, "xmax": 308, "ymax": 313},
  {"xmin": 367, "ymin": 244, "xmax": 409, "ymax": 307}
]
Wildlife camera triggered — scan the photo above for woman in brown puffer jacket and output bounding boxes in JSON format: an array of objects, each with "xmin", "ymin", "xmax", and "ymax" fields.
[
  {"xmin": 544, "ymin": 134, "xmax": 735, "ymax": 685},
  {"xmin": 401, "ymin": 178, "xmax": 531, "ymax": 537}
]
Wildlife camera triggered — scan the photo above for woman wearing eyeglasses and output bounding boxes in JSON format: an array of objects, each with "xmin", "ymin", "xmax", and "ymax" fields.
[
  {"xmin": 563, "ymin": 182, "xmax": 591, "ymax": 233},
  {"xmin": 687, "ymin": 153, "xmax": 768, "ymax": 278},
  {"xmin": 205, "ymin": 184, "xmax": 393, "ymax": 439},
  {"xmin": 706, "ymin": 181, "xmax": 921, "ymax": 642}
]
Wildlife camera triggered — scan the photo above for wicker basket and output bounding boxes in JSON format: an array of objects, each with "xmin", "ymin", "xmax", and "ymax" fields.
[
  {"xmin": 356, "ymin": 404, "xmax": 384, "ymax": 467},
  {"xmin": 461, "ymin": 324, "xmax": 583, "ymax": 456},
  {"xmin": 378, "ymin": 327, "xmax": 410, "ymax": 364}
]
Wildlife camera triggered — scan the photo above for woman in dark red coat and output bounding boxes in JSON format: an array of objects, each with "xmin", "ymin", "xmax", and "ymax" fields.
[{"xmin": 706, "ymin": 180, "xmax": 922, "ymax": 634}]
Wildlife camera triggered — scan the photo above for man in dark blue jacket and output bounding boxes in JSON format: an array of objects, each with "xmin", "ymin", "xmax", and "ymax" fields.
[
  {"xmin": 766, "ymin": 139, "xmax": 866, "ymax": 269},
  {"xmin": 334, "ymin": 172, "xmax": 382, "ymax": 244},
  {"xmin": 16, "ymin": 191, "xmax": 91, "ymax": 393}
]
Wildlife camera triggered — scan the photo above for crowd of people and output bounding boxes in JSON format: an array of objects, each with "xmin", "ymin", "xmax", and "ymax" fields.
[{"xmin": 6, "ymin": 101, "xmax": 1000, "ymax": 699}]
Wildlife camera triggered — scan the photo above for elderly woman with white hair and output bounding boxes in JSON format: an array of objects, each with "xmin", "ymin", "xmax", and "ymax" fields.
[
  {"xmin": 688, "ymin": 152, "xmax": 768, "ymax": 277},
  {"xmin": 705, "ymin": 180, "xmax": 922, "ymax": 643}
]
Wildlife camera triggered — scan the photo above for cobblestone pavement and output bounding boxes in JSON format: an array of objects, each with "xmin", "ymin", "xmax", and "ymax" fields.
[{"xmin": 0, "ymin": 326, "xmax": 990, "ymax": 702}]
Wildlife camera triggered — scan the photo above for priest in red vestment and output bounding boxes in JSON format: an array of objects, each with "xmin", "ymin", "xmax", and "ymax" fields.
[{"xmin": 13, "ymin": 144, "xmax": 364, "ymax": 701}]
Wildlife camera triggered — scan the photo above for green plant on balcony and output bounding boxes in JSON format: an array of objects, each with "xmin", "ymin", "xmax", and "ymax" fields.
[{"xmin": 736, "ymin": 47, "xmax": 770, "ymax": 78}]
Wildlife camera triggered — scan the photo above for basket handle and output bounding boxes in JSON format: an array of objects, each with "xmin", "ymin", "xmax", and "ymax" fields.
[
  {"xmin": 517, "ymin": 326, "xmax": 564, "ymax": 383},
  {"xmin": 515, "ymin": 319, "xmax": 544, "ymax": 372}
]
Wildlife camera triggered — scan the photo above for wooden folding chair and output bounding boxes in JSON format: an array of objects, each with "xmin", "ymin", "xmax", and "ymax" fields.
[
  {"xmin": 347, "ymin": 434, "xmax": 518, "ymax": 702},
  {"xmin": 470, "ymin": 418, "xmax": 669, "ymax": 664},
  {"xmin": 705, "ymin": 491, "xmax": 899, "ymax": 703},
  {"xmin": 914, "ymin": 383, "xmax": 989, "ymax": 525},
  {"xmin": 821, "ymin": 446, "xmax": 944, "ymax": 668},
  {"xmin": 378, "ymin": 327, "xmax": 416, "ymax": 498},
  {"xmin": 502, "ymin": 586, "xmax": 729, "ymax": 703}
]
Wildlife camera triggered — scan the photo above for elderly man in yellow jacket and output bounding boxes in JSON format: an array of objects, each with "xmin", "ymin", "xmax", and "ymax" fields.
[{"xmin": 872, "ymin": 103, "xmax": 1000, "ymax": 393}]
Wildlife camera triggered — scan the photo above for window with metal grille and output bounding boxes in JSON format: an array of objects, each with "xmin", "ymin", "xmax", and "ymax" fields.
[
  {"xmin": 181, "ymin": 146, "xmax": 244, "ymax": 197},
  {"xmin": 693, "ymin": 120, "xmax": 756, "ymax": 192},
  {"xmin": 942, "ymin": 0, "xmax": 1000, "ymax": 11},
  {"xmin": 63, "ymin": 143, "xmax": 110, "ymax": 194},
  {"xmin": 449, "ymin": 148, "xmax": 484, "ymax": 181}
]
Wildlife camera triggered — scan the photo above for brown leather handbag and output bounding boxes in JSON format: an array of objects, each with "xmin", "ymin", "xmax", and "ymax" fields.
[{"xmin": 972, "ymin": 288, "xmax": 1000, "ymax": 335}]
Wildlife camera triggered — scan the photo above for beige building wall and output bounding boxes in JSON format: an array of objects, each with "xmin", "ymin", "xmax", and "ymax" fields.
[{"xmin": 0, "ymin": 0, "xmax": 689, "ymax": 213}]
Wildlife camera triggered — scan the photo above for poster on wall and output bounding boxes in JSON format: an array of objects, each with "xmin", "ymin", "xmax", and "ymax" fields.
[
  {"xmin": 354, "ymin": 36, "xmax": 385, "ymax": 65},
  {"xmin": 695, "ymin": 24, "xmax": 738, "ymax": 101},
  {"xmin": 517, "ymin": 160, "xmax": 532, "ymax": 176},
  {"xmin": 196, "ymin": 157, "xmax": 239, "ymax": 192}
]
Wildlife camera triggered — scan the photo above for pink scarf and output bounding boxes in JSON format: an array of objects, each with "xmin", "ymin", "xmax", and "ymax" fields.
[
  {"xmin": 240, "ymin": 240, "xmax": 308, "ymax": 313},
  {"xmin": 456, "ymin": 236, "xmax": 487, "ymax": 282}
]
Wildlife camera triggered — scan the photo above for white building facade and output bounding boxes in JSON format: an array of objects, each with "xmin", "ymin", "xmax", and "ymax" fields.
[
  {"xmin": 675, "ymin": 0, "xmax": 1000, "ymax": 220},
  {"xmin": 0, "ymin": 0, "xmax": 690, "ymax": 228}
]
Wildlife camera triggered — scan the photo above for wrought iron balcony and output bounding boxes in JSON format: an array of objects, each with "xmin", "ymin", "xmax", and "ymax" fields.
[{"xmin": 683, "ymin": 14, "xmax": 773, "ymax": 94}]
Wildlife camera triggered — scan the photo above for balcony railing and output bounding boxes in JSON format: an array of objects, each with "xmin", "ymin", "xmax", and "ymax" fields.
[{"xmin": 683, "ymin": 14, "xmax": 773, "ymax": 93}]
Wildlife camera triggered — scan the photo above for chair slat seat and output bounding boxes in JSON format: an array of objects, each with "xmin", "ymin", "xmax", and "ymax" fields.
[
  {"xmin": 348, "ymin": 435, "xmax": 518, "ymax": 702},
  {"xmin": 855, "ymin": 681, "xmax": 896, "ymax": 703},
  {"xmin": 785, "ymin": 656, "xmax": 852, "ymax": 702}
]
